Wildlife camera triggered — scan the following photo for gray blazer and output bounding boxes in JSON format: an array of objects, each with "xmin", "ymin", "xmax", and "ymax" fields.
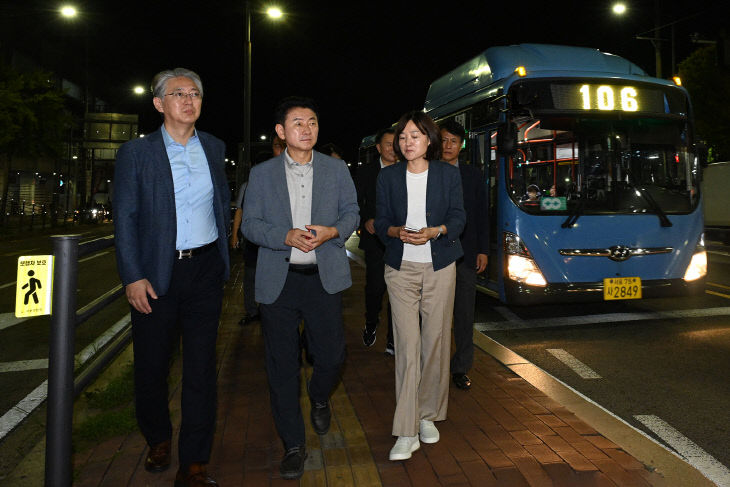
[{"xmin": 241, "ymin": 151, "xmax": 359, "ymax": 304}]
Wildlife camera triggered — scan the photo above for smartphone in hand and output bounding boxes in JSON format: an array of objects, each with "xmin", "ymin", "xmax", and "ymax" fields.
[{"xmin": 404, "ymin": 225, "xmax": 420, "ymax": 233}]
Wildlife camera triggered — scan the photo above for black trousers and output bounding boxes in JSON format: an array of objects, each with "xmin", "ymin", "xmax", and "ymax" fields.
[
  {"xmin": 130, "ymin": 246, "xmax": 224, "ymax": 466},
  {"xmin": 364, "ymin": 245, "xmax": 393, "ymax": 344},
  {"xmin": 260, "ymin": 268, "xmax": 345, "ymax": 450},
  {"xmin": 450, "ymin": 258, "xmax": 476, "ymax": 375}
]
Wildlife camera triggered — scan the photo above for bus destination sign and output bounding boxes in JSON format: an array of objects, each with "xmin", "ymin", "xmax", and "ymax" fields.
[{"xmin": 551, "ymin": 83, "xmax": 666, "ymax": 114}]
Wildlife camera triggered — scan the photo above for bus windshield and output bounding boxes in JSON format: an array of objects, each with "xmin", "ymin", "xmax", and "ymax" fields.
[{"xmin": 507, "ymin": 116, "xmax": 699, "ymax": 216}]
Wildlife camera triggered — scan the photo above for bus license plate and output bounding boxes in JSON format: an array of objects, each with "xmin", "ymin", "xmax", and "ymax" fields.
[{"xmin": 603, "ymin": 277, "xmax": 642, "ymax": 300}]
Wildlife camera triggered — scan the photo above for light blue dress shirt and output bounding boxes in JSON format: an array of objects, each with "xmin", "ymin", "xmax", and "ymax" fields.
[{"xmin": 161, "ymin": 125, "xmax": 218, "ymax": 250}]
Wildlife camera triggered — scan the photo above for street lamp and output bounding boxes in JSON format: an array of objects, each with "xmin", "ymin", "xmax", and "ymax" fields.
[
  {"xmin": 133, "ymin": 85, "xmax": 145, "ymax": 95},
  {"xmin": 612, "ymin": 2, "xmax": 627, "ymax": 15},
  {"xmin": 59, "ymin": 5, "xmax": 77, "ymax": 18},
  {"xmin": 241, "ymin": 2, "xmax": 283, "ymax": 188}
]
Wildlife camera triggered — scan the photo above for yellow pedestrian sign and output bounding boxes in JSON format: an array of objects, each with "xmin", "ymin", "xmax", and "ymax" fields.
[{"xmin": 15, "ymin": 256, "xmax": 54, "ymax": 318}]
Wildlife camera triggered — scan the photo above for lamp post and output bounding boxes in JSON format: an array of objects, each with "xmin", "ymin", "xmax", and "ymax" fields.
[
  {"xmin": 612, "ymin": 1, "xmax": 664, "ymax": 77},
  {"xmin": 58, "ymin": 4, "xmax": 90, "ymax": 112},
  {"xmin": 614, "ymin": 0, "xmax": 703, "ymax": 78},
  {"xmin": 240, "ymin": 3, "xmax": 283, "ymax": 188}
]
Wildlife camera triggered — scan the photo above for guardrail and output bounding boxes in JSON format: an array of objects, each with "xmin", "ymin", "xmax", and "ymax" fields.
[
  {"xmin": 45, "ymin": 234, "xmax": 128, "ymax": 487},
  {"xmin": 0, "ymin": 201, "xmax": 112, "ymax": 233}
]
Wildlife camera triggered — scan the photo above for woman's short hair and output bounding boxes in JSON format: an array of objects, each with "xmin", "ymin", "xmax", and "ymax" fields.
[
  {"xmin": 393, "ymin": 111, "xmax": 442, "ymax": 161},
  {"xmin": 150, "ymin": 68, "xmax": 204, "ymax": 99}
]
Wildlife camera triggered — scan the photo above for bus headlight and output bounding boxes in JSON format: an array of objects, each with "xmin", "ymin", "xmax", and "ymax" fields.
[
  {"xmin": 683, "ymin": 250, "xmax": 707, "ymax": 281},
  {"xmin": 504, "ymin": 232, "xmax": 547, "ymax": 287}
]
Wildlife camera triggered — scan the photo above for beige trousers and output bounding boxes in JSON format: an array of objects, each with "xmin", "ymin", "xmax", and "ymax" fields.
[{"xmin": 385, "ymin": 261, "xmax": 456, "ymax": 437}]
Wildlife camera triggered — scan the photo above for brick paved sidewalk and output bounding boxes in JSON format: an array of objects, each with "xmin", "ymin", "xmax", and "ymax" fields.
[{"xmin": 65, "ymin": 256, "xmax": 704, "ymax": 486}]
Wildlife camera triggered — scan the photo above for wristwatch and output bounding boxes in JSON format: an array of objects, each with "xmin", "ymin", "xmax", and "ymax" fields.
[{"xmin": 432, "ymin": 225, "xmax": 444, "ymax": 240}]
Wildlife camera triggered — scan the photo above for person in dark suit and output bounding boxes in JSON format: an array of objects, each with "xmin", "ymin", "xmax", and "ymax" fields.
[
  {"xmin": 114, "ymin": 68, "xmax": 230, "ymax": 487},
  {"xmin": 356, "ymin": 127, "xmax": 397, "ymax": 354},
  {"xmin": 230, "ymin": 135, "xmax": 286, "ymax": 326},
  {"xmin": 440, "ymin": 120, "xmax": 489, "ymax": 391},
  {"xmin": 375, "ymin": 111, "xmax": 465, "ymax": 461},
  {"xmin": 241, "ymin": 96, "xmax": 359, "ymax": 480}
]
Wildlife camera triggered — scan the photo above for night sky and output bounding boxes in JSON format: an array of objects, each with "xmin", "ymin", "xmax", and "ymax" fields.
[{"xmin": 1, "ymin": 0, "xmax": 725, "ymax": 162}]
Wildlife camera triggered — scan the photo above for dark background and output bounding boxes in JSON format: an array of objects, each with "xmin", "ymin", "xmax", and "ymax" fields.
[{"xmin": 1, "ymin": 0, "xmax": 726, "ymax": 161}]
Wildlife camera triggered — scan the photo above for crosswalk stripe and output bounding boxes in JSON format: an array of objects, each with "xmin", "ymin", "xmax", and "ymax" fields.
[
  {"xmin": 0, "ymin": 359, "xmax": 48, "ymax": 373},
  {"xmin": 634, "ymin": 415, "xmax": 730, "ymax": 487},
  {"xmin": 546, "ymin": 349, "xmax": 602, "ymax": 379}
]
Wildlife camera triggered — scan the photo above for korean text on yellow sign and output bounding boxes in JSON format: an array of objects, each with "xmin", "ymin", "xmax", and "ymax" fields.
[{"xmin": 15, "ymin": 255, "xmax": 54, "ymax": 318}]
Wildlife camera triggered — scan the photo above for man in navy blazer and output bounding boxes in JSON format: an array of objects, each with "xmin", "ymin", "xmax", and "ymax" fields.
[
  {"xmin": 356, "ymin": 127, "xmax": 397, "ymax": 353},
  {"xmin": 242, "ymin": 97, "xmax": 358, "ymax": 479},
  {"xmin": 114, "ymin": 68, "xmax": 229, "ymax": 487},
  {"xmin": 440, "ymin": 120, "xmax": 489, "ymax": 391}
]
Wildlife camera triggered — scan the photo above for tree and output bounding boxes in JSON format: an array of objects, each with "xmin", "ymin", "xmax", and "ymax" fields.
[
  {"xmin": 0, "ymin": 63, "xmax": 73, "ymax": 217},
  {"xmin": 678, "ymin": 46, "xmax": 730, "ymax": 162}
]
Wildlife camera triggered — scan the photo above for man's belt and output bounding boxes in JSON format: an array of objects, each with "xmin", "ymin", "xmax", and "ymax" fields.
[
  {"xmin": 176, "ymin": 240, "xmax": 217, "ymax": 259},
  {"xmin": 288, "ymin": 263, "xmax": 319, "ymax": 275}
]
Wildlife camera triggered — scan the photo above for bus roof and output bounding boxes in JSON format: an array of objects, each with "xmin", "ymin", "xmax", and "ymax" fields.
[{"xmin": 424, "ymin": 43, "xmax": 652, "ymax": 117}]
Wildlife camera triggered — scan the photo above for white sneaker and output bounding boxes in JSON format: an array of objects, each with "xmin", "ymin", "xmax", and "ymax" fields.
[
  {"xmin": 419, "ymin": 420, "xmax": 440, "ymax": 444},
  {"xmin": 389, "ymin": 436, "xmax": 420, "ymax": 461}
]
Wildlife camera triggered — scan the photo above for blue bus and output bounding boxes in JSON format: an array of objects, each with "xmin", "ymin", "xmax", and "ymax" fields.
[{"xmin": 422, "ymin": 43, "xmax": 707, "ymax": 304}]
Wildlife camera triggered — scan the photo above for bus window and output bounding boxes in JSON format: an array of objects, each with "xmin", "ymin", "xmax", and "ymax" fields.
[{"xmin": 506, "ymin": 116, "xmax": 698, "ymax": 215}]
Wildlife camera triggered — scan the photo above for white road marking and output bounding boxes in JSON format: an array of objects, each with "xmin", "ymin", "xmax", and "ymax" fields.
[
  {"xmin": 0, "ymin": 359, "xmax": 48, "ymax": 373},
  {"xmin": 634, "ymin": 415, "xmax": 730, "ymax": 487},
  {"xmin": 475, "ymin": 306, "xmax": 730, "ymax": 331},
  {"xmin": 0, "ymin": 314, "xmax": 131, "ymax": 442},
  {"xmin": 494, "ymin": 306, "xmax": 530, "ymax": 328},
  {"xmin": 0, "ymin": 313, "xmax": 29, "ymax": 331},
  {"xmin": 1, "ymin": 248, "xmax": 39, "ymax": 257},
  {"xmin": 78, "ymin": 250, "xmax": 110, "ymax": 263},
  {"xmin": 546, "ymin": 349, "xmax": 602, "ymax": 379},
  {"xmin": 0, "ymin": 381, "xmax": 47, "ymax": 439}
]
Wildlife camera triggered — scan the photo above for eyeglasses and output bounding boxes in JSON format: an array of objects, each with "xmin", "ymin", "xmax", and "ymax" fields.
[{"xmin": 165, "ymin": 91, "xmax": 202, "ymax": 100}]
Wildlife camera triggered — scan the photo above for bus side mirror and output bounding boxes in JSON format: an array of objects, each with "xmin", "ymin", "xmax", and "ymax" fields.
[{"xmin": 497, "ymin": 122, "xmax": 517, "ymax": 155}]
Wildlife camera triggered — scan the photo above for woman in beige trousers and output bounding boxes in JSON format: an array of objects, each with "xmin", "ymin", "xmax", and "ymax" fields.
[{"xmin": 374, "ymin": 110, "xmax": 466, "ymax": 461}]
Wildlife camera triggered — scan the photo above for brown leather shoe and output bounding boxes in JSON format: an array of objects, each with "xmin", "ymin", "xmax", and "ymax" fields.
[
  {"xmin": 174, "ymin": 463, "xmax": 218, "ymax": 487},
  {"xmin": 144, "ymin": 439, "xmax": 171, "ymax": 472}
]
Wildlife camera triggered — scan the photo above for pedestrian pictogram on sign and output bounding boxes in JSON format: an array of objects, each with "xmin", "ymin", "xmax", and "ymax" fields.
[{"xmin": 15, "ymin": 256, "xmax": 54, "ymax": 317}]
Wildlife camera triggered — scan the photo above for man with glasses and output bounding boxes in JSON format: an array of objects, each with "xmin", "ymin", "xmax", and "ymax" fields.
[{"xmin": 114, "ymin": 68, "xmax": 229, "ymax": 487}]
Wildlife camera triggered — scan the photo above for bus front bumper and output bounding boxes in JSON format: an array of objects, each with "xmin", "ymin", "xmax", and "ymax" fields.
[{"xmin": 503, "ymin": 277, "xmax": 706, "ymax": 306}]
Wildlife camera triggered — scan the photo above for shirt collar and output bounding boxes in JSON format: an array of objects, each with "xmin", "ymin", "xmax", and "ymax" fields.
[
  {"xmin": 161, "ymin": 124, "xmax": 198, "ymax": 148},
  {"xmin": 283, "ymin": 148, "xmax": 313, "ymax": 167}
]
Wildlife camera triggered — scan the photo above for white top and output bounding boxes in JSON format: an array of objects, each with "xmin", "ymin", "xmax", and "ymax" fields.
[{"xmin": 402, "ymin": 169, "xmax": 432, "ymax": 263}]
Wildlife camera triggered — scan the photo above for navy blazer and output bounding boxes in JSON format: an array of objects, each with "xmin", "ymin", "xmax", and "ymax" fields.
[
  {"xmin": 355, "ymin": 161, "xmax": 385, "ymax": 252},
  {"xmin": 375, "ymin": 161, "xmax": 465, "ymax": 271},
  {"xmin": 113, "ymin": 127, "xmax": 231, "ymax": 295},
  {"xmin": 241, "ymin": 151, "xmax": 359, "ymax": 304},
  {"xmin": 458, "ymin": 163, "xmax": 490, "ymax": 267}
]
